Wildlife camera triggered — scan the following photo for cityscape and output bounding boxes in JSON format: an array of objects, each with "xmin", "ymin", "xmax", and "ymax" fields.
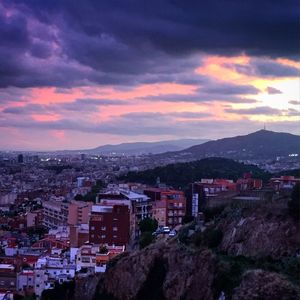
[
  {"xmin": 0, "ymin": 130, "xmax": 299, "ymax": 299},
  {"xmin": 0, "ymin": 0, "xmax": 299, "ymax": 299}
]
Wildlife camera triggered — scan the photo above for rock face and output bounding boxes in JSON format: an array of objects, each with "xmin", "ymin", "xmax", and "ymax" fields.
[
  {"xmin": 218, "ymin": 206, "xmax": 299, "ymax": 258},
  {"xmin": 72, "ymin": 205, "xmax": 300, "ymax": 300},
  {"xmin": 232, "ymin": 270, "xmax": 300, "ymax": 300},
  {"xmin": 73, "ymin": 274, "xmax": 102, "ymax": 300},
  {"xmin": 94, "ymin": 240, "xmax": 217, "ymax": 300}
]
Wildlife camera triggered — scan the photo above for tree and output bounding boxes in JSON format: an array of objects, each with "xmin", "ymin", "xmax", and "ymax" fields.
[
  {"xmin": 139, "ymin": 232, "xmax": 154, "ymax": 249},
  {"xmin": 82, "ymin": 180, "xmax": 104, "ymax": 203},
  {"xmin": 139, "ymin": 218, "xmax": 158, "ymax": 233},
  {"xmin": 99, "ymin": 245, "xmax": 108, "ymax": 254},
  {"xmin": 74, "ymin": 194, "xmax": 83, "ymax": 201},
  {"xmin": 288, "ymin": 184, "xmax": 300, "ymax": 220},
  {"xmin": 182, "ymin": 215, "xmax": 194, "ymax": 224}
]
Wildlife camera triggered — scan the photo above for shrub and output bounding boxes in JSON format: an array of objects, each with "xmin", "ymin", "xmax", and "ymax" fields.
[
  {"xmin": 203, "ymin": 206, "xmax": 225, "ymax": 222},
  {"xmin": 139, "ymin": 232, "xmax": 154, "ymax": 249},
  {"xmin": 182, "ymin": 215, "xmax": 195, "ymax": 224},
  {"xmin": 203, "ymin": 228, "xmax": 223, "ymax": 248},
  {"xmin": 139, "ymin": 218, "xmax": 158, "ymax": 233},
  {"xmin": 288, "ymin": 184, "xmax": 300, "ymax": 220}
]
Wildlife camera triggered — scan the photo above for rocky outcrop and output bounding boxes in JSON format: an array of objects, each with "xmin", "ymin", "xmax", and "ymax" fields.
[
  {"xmin": 71, "ymin": 205, "xmax": 300, "ymax": 300},
  {"xmin": 232, "ymin": 270, "xmax": 300, "ymax": 300},
  {"xmin": 73, "ymin": 274, "xmax": 102, "ymax": 300},
  {"xmin": 218, "ymin": 206, "xmax": 299, "ymax": 258},
  {"xmin": 94, "ymin": 240, "xmax": 217, "ymax": 300}
]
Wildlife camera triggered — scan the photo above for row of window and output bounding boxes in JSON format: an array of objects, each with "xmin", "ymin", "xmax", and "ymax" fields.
[
  {"xmin": 90, "ymin": 226, "xmax": 118, "ymax": 231},
  {"xmin": 90, "ymin": 234, "xmax": 118, "ymax": 239}
]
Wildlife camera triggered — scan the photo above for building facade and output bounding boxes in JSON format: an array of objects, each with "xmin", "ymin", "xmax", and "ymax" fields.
[
  {"xmin": 144, "ymin": 188, "xmax": 186, "ymax": 227},
  {"xmin": 89, "ymin": 204, "xmax": 130, "ymax": 246}
]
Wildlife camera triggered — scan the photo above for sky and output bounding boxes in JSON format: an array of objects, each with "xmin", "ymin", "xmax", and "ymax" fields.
[{"xmin": 0, "ymin": 0, "xmax": 299, "ymax": 151}]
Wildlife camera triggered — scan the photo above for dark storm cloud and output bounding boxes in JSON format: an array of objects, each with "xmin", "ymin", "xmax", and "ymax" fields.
[
  {"xmin": 251, "ymin": 60, "xmax": 300, "ymax": 77},
  {"xmin": 2, "ymin": 98, "xmax": 127, "ymax": 114},
  {"xmin": 199, "ymin": 83, "xmax": 260, "ymax": 95},
  {"xmin": 0, "ymin": 0, "xmax": 298, "ymax": 88},
  {"xmin": 2, "ymin": 104, "xmax": 46, "ymax": 114},
  {"xmin": 228, "ymin": 59, "xmax": 300, "ymax": 78},
  {"xmin": 15, "ymin": 0, "xmax": 299, "ymax": 57},
  {"xmin": 286, "ymin": 108, "xmax": 300, "ymax": 117},
  {"xmin": 289, "ymin": 100, "xmax": 300, "ymax": 105},
  {"xmin": 140, "ymin": 93, "xmax": 258, "ymax": 104},
  {"xmin": 266, "ymin": 87, "xmax": 282, "ymax": 94},
  {"xmin": 0, "ymin": 87, "xmax": 32, "ymax": 103},
  {"xmin": 139, "ymin": 81, "xmax": 260, "ymax": 103},
  {"xmin": 59, "ymin": 98, "xmax": 128, "ymax": 111},
  {"xmin": 225, "ymin": 106, "xmax": 282, "ymax": 115},
  {"xmin": 0, "ymin": 112, "xmax": 298, "ymax": 137}
]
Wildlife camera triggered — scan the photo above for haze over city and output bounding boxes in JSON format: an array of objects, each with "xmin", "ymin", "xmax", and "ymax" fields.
[{"xmin": 0, "ymin": 0, "xmax": 299, "ymax": 150}]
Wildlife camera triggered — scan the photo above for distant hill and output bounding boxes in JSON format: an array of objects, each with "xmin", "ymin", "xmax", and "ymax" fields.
[
  {"xmin": 86, "ymin": 138, "xmax": 209, "ymax": 155},
  {"xmin": 120, "ymin": 157, "xmax": 271, "ymax": 189},
  {"xmin": 160, "ymin": 130, "xmax": 300, "ymax": 160}
]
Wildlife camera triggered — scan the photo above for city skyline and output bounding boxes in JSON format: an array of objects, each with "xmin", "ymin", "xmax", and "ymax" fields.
[{"xmin": 0, "ymin": 0, "xmax": 299, "ymax": 150}]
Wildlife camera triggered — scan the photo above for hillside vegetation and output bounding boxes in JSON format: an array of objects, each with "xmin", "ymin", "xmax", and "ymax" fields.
[{"xmin": 120, "ymin": 157, "xmax": 271, "ymax": 189}]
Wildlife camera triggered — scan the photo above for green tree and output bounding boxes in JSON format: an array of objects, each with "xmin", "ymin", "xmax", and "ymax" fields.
[
  {"xmin": 288, "ymin": 183, "xmax": 300, "ymax": 220},
  {"xmin": 139, "ymin": 218, "xmax": 158, "ymax": 233},
  {"xmin": 139, "ymin": 232, "xmax": 154, "ymax": 249},
  {"xmin": 74, "ymin": 194, "xmax": 83, "ymax": 201},
  {"xmin": 83, "ymin": 180, "xmax": 104, "ymax": 203},
  {"xmin": 182, "ymin": 215, "xmax": 194, "ymax": 224}
]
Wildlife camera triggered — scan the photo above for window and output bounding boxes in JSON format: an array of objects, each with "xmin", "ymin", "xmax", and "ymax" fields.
[
  {"xmin": 36, "ymin": 284, "xmax": 40, "ymax": 288},
  {"xmin": 82, "ymin": 257, "xmax": 90, "ymax": 263},
  {"xmin": 113, "ymin": 227, "xmax": 118, "ymax": 231},
  {"xmin": 101, "ymin": 226, "xmax": 106, "ymax": 230},
  {"xmin": 101, "ymin": 235, "xmax": 106, "ymax": 239},
  {"xmin": 91, "ymin": 226, "xmax": 95, "ymax": 230},
  {"xmin": 91, "ymin": 234, "xmax": 94, "ymax": 238},
  {"xmin": 113, "ymin": 235, "xmax": 117, "ymax": 238}
]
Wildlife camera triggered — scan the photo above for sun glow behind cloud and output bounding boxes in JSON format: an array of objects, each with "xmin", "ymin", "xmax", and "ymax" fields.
[{"xmin": 0, "ymin": 0, "xmax": 299, "ymax": 150}]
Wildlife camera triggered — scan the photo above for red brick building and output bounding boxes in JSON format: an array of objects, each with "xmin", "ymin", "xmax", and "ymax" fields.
[
  {"xmin": 270, "ymin": 175, "xmax": 300, "ymax": 192},
  {"xmin": 89, "ymin": 204, "xmax": 130, "ymax": 246},
  {"xmin": 144, "ymin": 188, "xmax": 186, "ymax": 227},
  {"xmin": 237, "ymin": 173, "xmax": 262, "ymax": 191}
]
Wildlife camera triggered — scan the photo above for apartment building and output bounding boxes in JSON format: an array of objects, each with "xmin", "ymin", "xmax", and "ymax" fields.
[
  {"xmin": 26, "ymin": 209, "xmax": 43, "ymax": 228},
  {"xmin": 76, "ymin": 244, "xmax": 125, "ymax": 273},
  {"xmin": 42, "ymin": 201, "xmax": 69, "ymax": 229},
  {"xmin": 89, "ymin": 204, "xmax": 130, "ymax": 246},
  {"xmin": 144, "ymin": 188, "xmax": 186, "ymax": 228},
  {"xmin": 270, "ymin": 175, "xmax": 300, "ymax": 192},
  {"xmin": 68, "ymin": 200, "xmax": 93, "ymax": 226}
]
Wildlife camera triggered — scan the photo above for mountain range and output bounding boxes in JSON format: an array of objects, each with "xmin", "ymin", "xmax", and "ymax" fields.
[
  {"xmin": 82, "ymin": 138, "xmax": 210, "ymax": 155},
  {"xmin": 159, "ymin": 130, "xmax": 300, "ymax": 160}
]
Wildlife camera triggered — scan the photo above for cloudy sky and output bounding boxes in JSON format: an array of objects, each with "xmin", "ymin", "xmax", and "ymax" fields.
[{"xmin": 0, "ymin": 0, "xmax": 299, "ymax": 150}]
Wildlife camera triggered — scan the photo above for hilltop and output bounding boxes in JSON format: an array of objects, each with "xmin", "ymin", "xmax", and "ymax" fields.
[
  {"xmin": 120, "ymin": 157, "xmax": 271, "ymax": 189},
  {"xmin": 159, "ymin": 130, "xmax": 300, "ymax": 160}
]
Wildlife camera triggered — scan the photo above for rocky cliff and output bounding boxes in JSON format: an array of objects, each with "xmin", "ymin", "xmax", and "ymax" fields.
[
  {"xmin": 94, "ymin": 241, "xmax": 217, "ymax": 300},
  {"xmin": 89, "ymin": 204, "xmax": 300, "ymax": 300},
  {"xmin": 218, "ymin": 205, "xmax": 300, "ymax": 258}
]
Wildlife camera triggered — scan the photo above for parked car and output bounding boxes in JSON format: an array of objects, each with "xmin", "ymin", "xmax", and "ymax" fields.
[
  {"xmin": 152, "ymin": 227, "xmax": 163, "ymax": 235},
  {"xmin": 162, "ymin": 226, "xmax": 170, "ymax": 233},
  {"xmin": 169, "ymin": 230, "xmax": 177, "ymax": 237}
]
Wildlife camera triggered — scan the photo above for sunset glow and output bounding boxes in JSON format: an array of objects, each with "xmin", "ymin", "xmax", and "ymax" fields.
[{"xmin": 0, "ymin": 1, "xmax": 299, "ymax": 150}]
